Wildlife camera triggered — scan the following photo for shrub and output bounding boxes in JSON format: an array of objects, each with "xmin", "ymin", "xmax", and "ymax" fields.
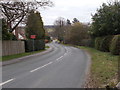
[
  {"xmin": 99, "ymin": 35, "xmax": 113, "ymax": 52},
  {"xmin": 95, "ymin": 37, "xmax": 104, "ymax": 50},
  {"xmin": 80, "ymin": 39, "xmax": 92, "ymax": 47},
  {"xmin": 24, "ymin": 40, "xmax": 45, "ymax": 52},
  {"xmin": 89, "ymin": 38, "xmax": 95, "ymax": 47},
  {"xmin": 34, "ymin": 40, "xmax": 45, "ymax": 51},
  {"xmin": 24, "ymin": 40, "xmax": 33, "ymax": 52},
  {"xmin": 110, "ymin": 35, "xmax": 120, "ymax": 55}
]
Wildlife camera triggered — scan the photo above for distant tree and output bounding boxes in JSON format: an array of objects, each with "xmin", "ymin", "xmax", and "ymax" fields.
[
  {"xmin": 0, "ymin": 0, "xmax": 54, "ymax": 33},
  {"xmin": 45, "ymin": 30, "xmax": 51, "ymax": 41},
  {"xmin": 26, "ymin": 10, "xmax": 45, "ymax": 40},
  {"xmin": 66, "ymin": 22, "xmax": 89, "ymax": 45},
  {"xmin": 54, "ymin": 17, "xmax": 66, "ymax": 42},
  {"xmin": 72, "ymin": 18, "xmax": 79, "ymax": 23},
  {"xmin": 89, "ymin": 1, "xmax": 120, "ymax": 37},
  {"xmin": 66, "ymin": 19, "xmax": 71, "ymax": 25}
]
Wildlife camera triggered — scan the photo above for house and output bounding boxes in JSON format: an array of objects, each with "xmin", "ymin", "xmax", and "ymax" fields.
[{"xmin": 14, "ymin": 26, "xmax": 26, "ymax": 40}]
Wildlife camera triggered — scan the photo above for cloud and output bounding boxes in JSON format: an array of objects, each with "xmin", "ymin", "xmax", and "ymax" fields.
[{"xmin": 39, "ymin": 0, "xmax": 108, "ymax": 25}]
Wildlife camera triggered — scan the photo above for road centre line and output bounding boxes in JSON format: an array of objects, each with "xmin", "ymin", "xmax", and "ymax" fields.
[
  {"xmin": 1, "ymin": 52, "xmax": 68, "ymax": 86},
  {"xmin": 56, "ymin": 56, "xmax": 64, "ymax": 61},
  {"xmin": 0, "ymin": 78, "xmax": 15, "ymax": 86},
  {"xmin": 30, "ymin": 51, "xmax": 69, "ymax": 73},
  {"xmin": 30, "ymin": 62, "xmax": 53, "ymax": 72},
  {"xmin": 56, "ymin": 53, "xmax": 67, "ymax": 61},
  {"xmin": 64, "ymin": 53, "xmax": 67, "ymax": 56}
]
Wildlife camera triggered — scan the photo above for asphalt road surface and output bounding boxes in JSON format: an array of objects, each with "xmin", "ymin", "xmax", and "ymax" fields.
[{"xmin": 2, "ymin": 42, "xmax": 90, "ymax": 88}]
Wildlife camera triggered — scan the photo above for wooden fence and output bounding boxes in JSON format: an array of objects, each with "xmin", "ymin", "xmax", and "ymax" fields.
[{"xmin": 2, "ymin": 41, "xmax": 25, "ymax": 56}]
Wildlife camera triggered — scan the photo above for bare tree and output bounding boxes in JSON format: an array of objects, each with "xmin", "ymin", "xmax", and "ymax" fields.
[
  {"xmin": 0, "ymin": 0, "xmax": 53, "ymax": 33},
  {"xmin": 54, "ymin": 17, "xmax": 66, "ymax": 42}
]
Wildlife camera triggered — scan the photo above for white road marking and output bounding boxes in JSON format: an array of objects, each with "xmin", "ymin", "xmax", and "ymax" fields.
[
  {"xmin": 64, "ymin": 53, "xmax": 67, "ymax": 56},
  {"xmin": 30, "ymin": 62, "xmax": 53, "ymax": 72},
  {"xmin": 56, "ymin": 56, "xmax": 64, "ymax": 61},
  {"xmin": 0, "ymin": 78, "xmax": 15, "ymax": 86},
  {"xmin": 30, "ymin": 50, "xmax": 69, "ymax": 73},
  {"xmin": 56, "ymin": 52, "xmax": 68, "ymax": 62}
]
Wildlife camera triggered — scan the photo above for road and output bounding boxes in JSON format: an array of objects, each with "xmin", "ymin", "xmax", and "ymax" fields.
[{"xmin": 2, "ymin": 43, "xmax": 90, "ymax": 88}]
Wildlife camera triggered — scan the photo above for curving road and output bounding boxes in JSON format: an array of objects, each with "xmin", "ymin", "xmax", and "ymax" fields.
[{"xmin": 2, "ymin": 42, "xmax": 90, "ymax": 88}]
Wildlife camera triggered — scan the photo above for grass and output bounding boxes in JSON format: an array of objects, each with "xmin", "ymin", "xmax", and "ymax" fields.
[
  {"xmin": 45, "ymin": 45, "xmax": 50, "ymax": 49},
  {"xmin": 1, "ymin": 46, "xmax": 50, "ymax": 62},
  {"xmin": 76, "ymin": 46, "xmax": 119, "ymax": 88}
]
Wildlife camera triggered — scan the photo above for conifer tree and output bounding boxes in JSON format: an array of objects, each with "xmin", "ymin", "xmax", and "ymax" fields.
[{"xmin": 26, "ymin": 10, "xmax": 45, "ymax": 40}]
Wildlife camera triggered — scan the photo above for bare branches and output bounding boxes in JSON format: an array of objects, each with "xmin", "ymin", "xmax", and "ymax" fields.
[{"xmin": 0, "ymin": 0, "xmax": 54, "ymax": 33}]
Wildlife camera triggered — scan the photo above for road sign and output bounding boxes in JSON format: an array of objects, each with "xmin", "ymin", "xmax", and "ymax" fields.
[
  {"xmin": 30, "ymin": 35, "xmax": 36, "ymax": 52},
  {"xmin": 30, "ymin": 35, "xmax": 36, "ymax": 39}
]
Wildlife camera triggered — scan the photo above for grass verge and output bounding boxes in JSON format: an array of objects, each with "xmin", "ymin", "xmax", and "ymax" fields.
[
  {"xmin": 1, "ymin": 46, "xmax": 50, "ymax": 62},
  {"xmin": 76, "ymin": 46, "xmax": 119, "ymax": 88}
]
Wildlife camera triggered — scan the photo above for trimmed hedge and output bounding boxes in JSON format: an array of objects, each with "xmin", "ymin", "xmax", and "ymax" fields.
[
  {"xmin": 24, "ymin": 40, "xmax": 45, "ymax": 52},
  {"xmin": 80, "ymin": 39, "xmax": 95, "ymax": 47},
  {"xmin": 95, "ymin": 37, "xmax": 104, "ymax": 50},
  {"xmin": 95, "ymin": 36, "xmax": 113, "ymax": 52},
  {"xmin": 95, "ymin": 35, "xmax": 120, "ymax": 55},
  {"xmin": 110, "ymin": 35, "xmax": 120, "ymax": 55},
  {"xmin": 99, "ymin": 35, "xmax": 113, "ymax": 52},
  {"xmin": 89, "ymin": 38, "xmax": 95, "ymax": 47}
]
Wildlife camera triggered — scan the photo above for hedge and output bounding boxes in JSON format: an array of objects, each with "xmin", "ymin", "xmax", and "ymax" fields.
[
  {"xmin": 99, "ymin": 35, "xmax": 113, "ymax": 52},
  {"xmin": 110, "ymin": 35, "xmax": 120, "ymax": 55},
  {"xmin": 95, "ymin": 36, "xmax": 113, "ymax": 52},
  {"xmin": 95, "ymin": 35, "xmax": 120, "ymax": 55},
  {"xmin": 95, "ymin": 37, "xmax": 104, "ymax": 50},
  {"xmin": 79, "ymin": 39, "xmax": 95, "ymax": 47},
  {"xmin": 24, "ymin": 40, "xmax": 45, "ymax": 52}
]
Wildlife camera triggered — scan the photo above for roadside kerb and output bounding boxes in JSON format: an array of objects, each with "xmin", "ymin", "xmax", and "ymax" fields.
[{"xmin": 1, "ymin": 45, "xmax": 54, "ymax": 66}]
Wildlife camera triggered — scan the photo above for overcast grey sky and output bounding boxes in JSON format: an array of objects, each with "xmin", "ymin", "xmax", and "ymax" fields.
[{"xmin": 39, "ymin": 0, "xmax": 109, "ymax": 25}]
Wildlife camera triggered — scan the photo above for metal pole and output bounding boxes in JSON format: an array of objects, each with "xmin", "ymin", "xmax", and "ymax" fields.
[{"xmin": 33, "ymin": 39, "xmax": 34, "ymax": 52}]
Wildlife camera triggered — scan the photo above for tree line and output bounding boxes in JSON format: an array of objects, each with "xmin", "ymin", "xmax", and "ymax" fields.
[
  {"xmin": 51, "ymin": 17, "xmax": 90, "ymax": 45},
  {"xmin": 48, "ymin": 1, "xmax": 120, "ymax": 55}
]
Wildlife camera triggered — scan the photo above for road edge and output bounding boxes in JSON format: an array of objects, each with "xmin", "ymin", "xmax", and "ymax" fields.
[
  {"xmin": 62, "ymin": 44, "xmax": 92, "ymax": 88},
  {"xmin": 79, "ymin": 49, "xmax": 92, "ymax": 88},
  {"xmin": 79, "ymin": 48, "xmax": 92, "ymax": 88},
  {"xmin": 2, "ymin": 45, "xmax": 54, "ymax": 66}
]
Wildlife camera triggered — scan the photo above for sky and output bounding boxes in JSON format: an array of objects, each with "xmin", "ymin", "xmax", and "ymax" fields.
[{"xmin": 39, "ymin": 0, "xmax": 109, "ymax": 25}]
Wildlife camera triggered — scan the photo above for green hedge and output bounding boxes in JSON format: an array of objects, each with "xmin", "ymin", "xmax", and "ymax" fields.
[
  {"xmin": 24, "ymin": 40, "xmax": 45, "ymax": 52},
  {"xmin": 89, "ymin": 38, "xmax": 95, "ymax": 47},
  {"xmin": 110, "ymin": 35, "xmax": 120, "ymax": 55},
  {"xmin": 80, "ymin": 39, "xmax": 95, "ymax": 47},
  {"xmin": 95, "ymin": 37, "xmax": 104, "ymax": 50},
  {"xmin": 95, "ymin": 35, "xmax": 120, "ymax": 55},
  {"xmin": 95, "ymin": 36, "xmax": 113, "ymax": 52},
  {"xmin": 99, "ymin": 35, "xmax": 113, "ymax": 52}
]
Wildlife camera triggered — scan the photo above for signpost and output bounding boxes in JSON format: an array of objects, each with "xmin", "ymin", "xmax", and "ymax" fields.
[{"xmin": 30, "ymin": 35, "xmax": 36, "ymax": 52}]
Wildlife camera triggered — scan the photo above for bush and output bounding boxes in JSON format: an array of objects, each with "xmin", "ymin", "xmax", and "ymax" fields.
[
  {"xmin": 34, "ymin": 40, "xmax": 45, "ymax": 51},
  {"xmin": 95, "ymin": 35, "xmax": 120, "ymax": 55},
  {"xmin": 95, "ymin": 37, "xmax": 104, "ymax": 50},
  {"xmin": 110, "ymin": 35, "xmax": 120, "ymax": 55},
  {"xmin": 24, "ymin": 40, "xmax": 45, "ymax": 52},
  {"xmin": 99, "ymin": 35, "xmax": 113, "ymax": 52},
  {"xmin": 80, "ymin": 39, "xmax": 92, "ymax": 47},
  {"xmin": 88, "ymin": 38, "xmax": 95, "ymax": 47}
]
